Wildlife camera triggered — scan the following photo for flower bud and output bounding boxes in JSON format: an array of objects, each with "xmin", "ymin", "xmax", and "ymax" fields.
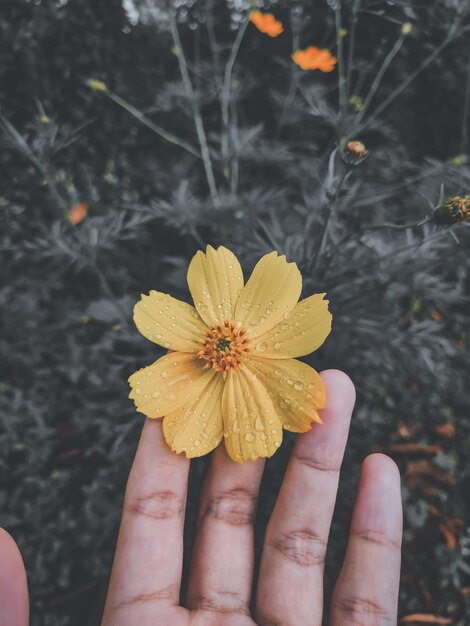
[
  {"xmin": 86, "ymin": 79, "xmax": 108, "ymax": 93},
  {"xmin": 432, "ymin": 195, "xmax": 470, "ymax": 226},
  {"xmin": 340, "ymin": 139, "xmax": 369, "ymax": 165}
]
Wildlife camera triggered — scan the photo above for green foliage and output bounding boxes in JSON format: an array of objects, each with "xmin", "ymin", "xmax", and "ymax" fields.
[{"xmin": 1, "ymin": 0, "xmax": 470, "ymax": 624}]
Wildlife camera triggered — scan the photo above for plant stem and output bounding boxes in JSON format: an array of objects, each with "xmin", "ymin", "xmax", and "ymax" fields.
[
  {"xmin": 1, "ymin": 115, "xmax": 70, "ymax": 217},
  {"xmin": 328, "ymin": 229, "xmax": 444, "ymax": 286},
  {"xmin": 460, "ymin": 40, "xmax": 470, "ymax": 154},
  {"xmin": 107, "ymin": 92, "xmax": 201, "ymax": 159},
  {"xmin": 170, "ymin": 16, "xmax": 219, "ymax": 205},
  {"xmin": 335, "ymin": 2, "xmax": 347, "ymax": 133},
  {"xmin": 309, "ymin": 156, "xmax": 348, "ymax": 274},
  {"xmin": 360, "ymin": 215, "xmax": 431, "ymax": 231},
  {"xmin": 353, "ymin": 33, "xmax": 405, "ymax": 131},
  {"xmin": 221, "ymin": 16, "xmax": 249, "ymax": 184},
  {"xmin": 356, "ymin": 24, "xmax": 463, "ymax": 134},
  {"xmin": 346, "ymin": 0, "xmax": 361, "ymax": 98}
]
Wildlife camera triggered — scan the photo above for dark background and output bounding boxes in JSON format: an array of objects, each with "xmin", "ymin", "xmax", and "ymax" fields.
[{"xmin": 1, "ymin": 1, "xmax": 470, "ymax": 624}]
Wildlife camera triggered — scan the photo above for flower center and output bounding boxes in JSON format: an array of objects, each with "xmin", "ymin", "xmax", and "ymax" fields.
[{"xmin": 199, "ymin": 320, "xmax": 251, "ymax": 376}]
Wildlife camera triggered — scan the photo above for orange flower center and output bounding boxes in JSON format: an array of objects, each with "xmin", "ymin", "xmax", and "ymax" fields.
[{"xmin": 198, "ymin": 320, "xmax": 251, "ymax": 375}]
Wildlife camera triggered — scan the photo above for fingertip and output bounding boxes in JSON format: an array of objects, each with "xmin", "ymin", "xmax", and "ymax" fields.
[
  {"xmin": 354, "ymin": 453, "xmax": 403, "ymax": 539},
  {"xmin": 0, "ymin": 528, "xmax": 29, "ymax": 626},
  {"xmin": 362, "ymin": 452, "xmax": 401, "ymax": 482},
  {"xmin": 320, "ymin": 369, "xmax": 356, "ymax": 412}
]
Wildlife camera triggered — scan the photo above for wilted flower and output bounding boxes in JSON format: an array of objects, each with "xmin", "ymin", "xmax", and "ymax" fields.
[
  {"xmin": 129, "ymin": 246, "xmax": 332, "ymax": 463},
  {"xmin": 86, "ymin": 79, "xmax": 108, "ymax": 92},
  {"xmin": 249, "ymin": 10, "xmax": 284, "ymax": 37},
  {"xmin": 68, "ymin": 202, "xmax": 89, "ymax": 225},
  {"xmin": 432, "ymin": 195, "xmax": 470, "ymax": 226},
  {"xmin": 292, "ymin": 47, "xmax": 337, "ymax": 72}
]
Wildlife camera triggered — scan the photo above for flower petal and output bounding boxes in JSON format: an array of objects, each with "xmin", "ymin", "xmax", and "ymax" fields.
[
  {"xmin": 163, "ymin": 374, "xmax": 224, "ymax": 458},
  {"xmin": 254, "ymin": 294, "xmax": 332, "ymax": 358},
  {"xmin": 235, "ymin": 252, "xmax": 302, "ymax": 340},
  {"xmin": 243, "ymin": 356, "xmax": 325, "ymax": 432},
  {"xmin": 187, "ymin": 245, "xmax": 244, "ymax": 326},
  {"xmin": 134, "ymin": 291, "xmax": 207, "ymax": 352},
  {"xmin": 128, "ymin": 352, "xmax": 214, "ymax": 418},
  {"xmin": 221, "ymin": 368, "xmax": 283, "ymax": 463}
]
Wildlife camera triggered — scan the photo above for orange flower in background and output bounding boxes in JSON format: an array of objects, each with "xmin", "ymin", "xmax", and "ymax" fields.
[
  {"xmin": 68, "ymin": 202, "xmax": 89, "ymax": 225},
  {"xmin": 250, "ymin": 10, "xmax": 284, "ymax": 37},
  {"xmin": 292, "ymin": 47, "xmax": 337, "ymax": 72},
  {"xmin": 129, "ymin": 246, "xmax": 332, "ymax": 463}
]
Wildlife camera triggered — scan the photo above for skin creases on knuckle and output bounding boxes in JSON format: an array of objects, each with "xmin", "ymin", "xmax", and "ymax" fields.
[
  {"xmin": 192, "ymin": 590, "xmax": 250, "ymax": 615},
  {"xmin": 109, "ymin": 584, "xmax": 177, "ymax": 614},
  {"xmin": 334, "ymin": 594, "xmax": 392, "ymax": 624},
  {"xmin": 293, "ymin": 449, "xmax": 341, "ymax": 474},
  {"xmin": 268, "ymin": 529, "xmax": 327, "ymax": 567},
  {"xmin": 205, "ymin": 488, "xmax": 257, "ymax": 526},
  {"xmin": 125, "ymin": 489, "xmax": 184, "ymax": 521},
  {"xmin": 353, "ymin": 527, "xmax": 402, "ymax": 551}
]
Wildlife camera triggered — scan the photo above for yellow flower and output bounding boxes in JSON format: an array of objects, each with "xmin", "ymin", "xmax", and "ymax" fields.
[
  {"xmin": 249, "ymin": 10, "xmax": 284, "ymax": 37},
  {"xmin": 292, "ymin": 47, "xmax": 337, "ymax": 72},
  {"xmin": 129, "ymin": 246, "xmax": 332, "ymax": 463}
]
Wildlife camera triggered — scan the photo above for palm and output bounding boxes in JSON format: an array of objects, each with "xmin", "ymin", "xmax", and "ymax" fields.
[{"xmin": 1, "ymin": 371, "xmax": 402, "ymax": 626}]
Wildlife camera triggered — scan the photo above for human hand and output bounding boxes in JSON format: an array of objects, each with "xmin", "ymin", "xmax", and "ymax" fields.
[
  {"xmin": 102, "ymin": 369, "xmax": 402, "ymax": 625},
  {"xmin": 1, "ymin": 370, "xmax": 403, "ymax": 626}
]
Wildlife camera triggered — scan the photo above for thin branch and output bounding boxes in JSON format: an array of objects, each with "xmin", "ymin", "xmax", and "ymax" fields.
[
  {"xmin": 356, "ymin": 20, "xmax": 466, "ymax": 133},
  {"xmin": 107, "ymin": 92, "xmax": 201, "ymax": 158},
  {"xmin": 346, "ymin": 0, "xmax": 361, "ymax": 98},
  {"xmin": 170, "ymin": 15, "xmax": 219, "ymax": 205},
  {"xmin": 221, "ymin": 15, "xmax": 249, "ymax": 184},
  {"xmin": 353, "ymin": 32, "xmax": 405, "ymax": 131},
  {"xmin": 460, "ymin": 39, "xmax": 470, "ymax": 154},
  {"xmin": 335, "ymin": 3, "xmax": 347, "ymax": 131}
]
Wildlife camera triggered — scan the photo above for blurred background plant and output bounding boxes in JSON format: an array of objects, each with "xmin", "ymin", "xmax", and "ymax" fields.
[{"xmin": 1, "ymin": 0, "xmax": 470, "ymax": 624}]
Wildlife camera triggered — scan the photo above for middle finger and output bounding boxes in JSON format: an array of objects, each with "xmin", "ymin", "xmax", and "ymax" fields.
[
  {"xmin": 186, "ymin": 444, "xmax": 264, "ymax": 616},
  {"xmin": 256, "ymin": 369, "xmax": 355, "ymax": 626}
]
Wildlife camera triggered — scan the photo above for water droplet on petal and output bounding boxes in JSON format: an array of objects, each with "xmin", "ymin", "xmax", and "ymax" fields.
[
  {"xmin": 161, "ymin": 370, "xmax": 168, "ymax": 378},
  {"xmin": 194, "ymin": 439, "xmax": 201, "ymax": 447},
  {"xmin": 255, "ymin": 416, "xmax": 265, "ymax": 431},
  {"xmin": 245, "ymin": 432, "xmax": 255, "ymax": 442},
  {"xmin": 256, "ymin": 342, "xmax": 267, "ymax": 352},
  {"xmin": 294, "ymin": 381, "xmax": 303, "ymax": 391}
]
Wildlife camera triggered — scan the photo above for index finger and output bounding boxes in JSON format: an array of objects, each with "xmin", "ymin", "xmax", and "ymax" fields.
[{"xmin": 101, "ymin": 419, "xmax": 189, "ymax": 626}]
